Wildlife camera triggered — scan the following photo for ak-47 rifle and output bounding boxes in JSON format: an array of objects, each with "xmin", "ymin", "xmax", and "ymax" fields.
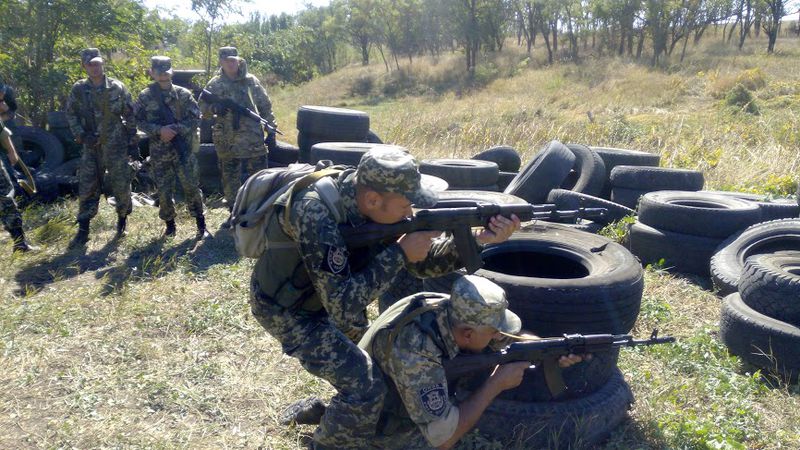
[
  {"xmin": 339, "ymin": 200, "xmax": 607, "ymax": 274},
  {"xmin": 444, "ymin": 330, "xmax": 676, "ymax": 398},
  {"xmin": 151, "ymin": 85, "xmax": 190, "ymax": 162},
  {"xmin": 81, "ymin": 85, "xmax": 100, "ymax": 149},
  {"xmin": 199, "ymin": 89, "xmax": 282, "ymax": 135}
]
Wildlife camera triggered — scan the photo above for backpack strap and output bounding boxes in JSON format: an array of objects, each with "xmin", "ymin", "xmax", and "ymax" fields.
[
  {"xmin": 282, "ymin": 168, "xmax": 342, "ymax": 227},
  {"xmin": 384, "ymin": 296, "xmax": 450, "ymax": 357}
]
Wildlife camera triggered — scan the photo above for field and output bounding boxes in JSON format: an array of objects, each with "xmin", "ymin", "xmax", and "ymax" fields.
[{"xmin": 1, "ymin": 36, "xmax": 799, "ymax": 449}]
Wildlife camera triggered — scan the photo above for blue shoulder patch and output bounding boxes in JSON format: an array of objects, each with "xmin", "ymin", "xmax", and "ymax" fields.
[{"xmin": 419, "ymin": 383, "xmax": 447, "ymax": 417}]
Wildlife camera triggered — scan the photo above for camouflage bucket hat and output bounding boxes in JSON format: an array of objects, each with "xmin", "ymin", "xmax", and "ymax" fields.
[
  {"xmin": 218, "ymin": 46, "xmax": 238, "ymax": 60},
  {"xmin": 150, "ymin": 56, "xmax": 173, "ymax": 75},
  {"xmin": 450, "ymin": 275, "xmax": 521, "ymax": 334},
  {"xmin": 355, "ymin": 146, "xmax": 437, "ymax": 208},
  {"xmin": 80, "ymin": 48, "xmax": 103, "ymax": 65}
]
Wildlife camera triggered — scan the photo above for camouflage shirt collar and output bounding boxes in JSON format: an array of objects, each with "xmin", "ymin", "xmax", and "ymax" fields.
[
  {"xmin": 436, "ymin": 307, "xmax": 461, "ymax": 360},
  {"xmin": 339, "ymin": 170, "xmax": 365, "ymax": 227}
]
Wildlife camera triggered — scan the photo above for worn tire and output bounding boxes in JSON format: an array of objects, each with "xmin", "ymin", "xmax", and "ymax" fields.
[
  {"xmin": 364, "ymin": 129, "xmax": 383, "ymax": 144},
  {"xmin": 310, "ymin": 142, "xmax": 375, "ymax": 167},
  {"xmin": 628, "ymin": 221, "xmax": 723, "ymax": 276},
  {"xmin": 497, "ymin": 171, "xmax": 517, "ymax": 191},
  {"xmin": 377, "ymin": 269, "xmax": 424, "ymax": 313},
  {"xmin": 419, "ymin": 159, "xmax": 499, "ymax": 188},
  {"xmin": 200, "ymin": 118, "xmax": 214, "ymax": 144},
  {"xmin": 196, "ymin": 143, "xmax": 221, "ymax": 194},
  {"xmin": 609, "ymin": 165, "xmax": 704, "ymax": 191},
  {"xmin": 701, "ymin": 190, "xmax": 800, "ymax": 221},
  {"xmin": 462, "ymin": 369, "xmax": 633, "ymax": 449},
  {"xmin": 16, "ymin": 126, "xmax": 65, "ymax": 172},
  {"xmin": 738, "ymin": 251, "xmax": 800, "ymax": 326},
  {"xmin": 561, "ymin": 143, "xmax": 606, "ymax": 196},
  {"xmin": 719, "ymin": 293, "xmax": 800, "ymax": 382},
  {"xmin": 447, "ymin": 184, "xmax": 499, "ymax": 192},
  {"xmin": 471, "ymin": 145, "xmax": 522, "ymax": 172},
  {"xmin": 546, "ymin": 189, "xmax": 635, "ymax": 225},
  {"xmin": 296, "ymin": 105, "xmax": 369, "ymax": 141},
  {"xmin": 434, "ymin": 190, "xmax": 527, "ymax": 206},
  {"xmin": 32, "ymin": 172, "xmax": 60, "ymax": 203},
  {"xmin": 710, "ymin": 219, "xmax": 800, "ymax": 296},
  {"xmin": 638, "ymin": 191, "xmax": 762, "ymax": 238},
  {"xmin": 46, "ymin": 111, "xmax": 70, "ymax": 128},
  {"xmin": 590, "ymin": 146, "xmax": 660, "ymax": 198},
  {"xmin": 611, "ymin": 187, "xmax": 649, "ymax": 209},
  {"xmin": 269, "ymin": 140, "xmax": 300, "ymax": 165},
  {"xmin": 504, "ymin": 140, "xmax": 575, "ymax": 204}
]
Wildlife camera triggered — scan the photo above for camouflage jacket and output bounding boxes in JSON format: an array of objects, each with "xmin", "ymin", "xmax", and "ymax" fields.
[
  {"xmin": 135, "ymin": 82, "xmax": 199, "ymax": 158},
  {"xmin": 199, "ymin": 62, "xmax": 275, "ymax": 159},
  {"xmin": 65, "ymin": 76, "xmax": 136, "ymax": 148}
]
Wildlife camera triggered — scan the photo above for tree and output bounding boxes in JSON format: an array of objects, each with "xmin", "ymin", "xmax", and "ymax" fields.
[
  {"xmin": 191, "ymin": 0, "xmax": 240, "ymax": 76},
  {"xmin": 761, "ymin": 0, "xmax": 790, "ymax": 53}
]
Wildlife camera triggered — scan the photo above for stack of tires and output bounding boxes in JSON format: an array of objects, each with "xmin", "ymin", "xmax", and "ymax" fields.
[
  {"xmin": 608, "ymin": 165, "xmax": 705, "ymax": 209},
  {"xmin": 471, "ymin": 145, "xmax": 521, "ymax": 191},
  {"xmin": 589, "ymin": 146, "xmax": 661, "ymax": 200},
  {"xmin": 423, "ymin": 222, "xmax": 643, "ymax": 448},
  {"xmin": 296, "ymin": 106, "xmax": 372, "ymax": 163},
  {"xmin": 628, "ymin": 191, "xmax": 764, "ymax": 276},
  {"xmin": 714, "ymin": 219, "xmax": 800, "ymax": 381},
  {"xmin": 419, "ymin": 159, "xmax": 501, "ymax": 191}
]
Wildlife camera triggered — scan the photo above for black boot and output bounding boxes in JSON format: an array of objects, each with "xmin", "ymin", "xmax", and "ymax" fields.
[
  {"xmin": 116, "ymin": 216, "xmax": 127, "ymax": 237},
  {"xmin": 279, "ymin": 396, "xmax": 327, "ymax": 426},
  {"xmin": 68, "ymin": 220, "xmax": 91, "ymax": 249},
  {"xmin": 195, "ymin": 215, "xmax": 212, "ymax": 240},
  {"xmin": 164, "ymin": 219, "xmax": 176, "ymax": 237},
  {"xmin": 9, "ymin": 227, "xmax": 38, "ymax": 253}
]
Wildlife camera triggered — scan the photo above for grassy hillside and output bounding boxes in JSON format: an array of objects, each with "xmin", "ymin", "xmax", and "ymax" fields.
[{"xmin": 1, "ymin": 37, "xmax": 799, "ymax": 449}]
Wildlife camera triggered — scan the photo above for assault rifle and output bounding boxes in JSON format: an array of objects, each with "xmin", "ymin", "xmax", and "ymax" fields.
[
  {"xmin": 339, "ymin": 200, "xmax": 607, "ymax": 274},
  {"xmin": 81, "ymin": 85, "xmax": 100, "ymax": 149},
  {"xmin": 152, "ymin": 85, "xmax": 190, "ymax": 161},
  {"xmin": 199, "ymin": 89, "xmax": 282, "ymax": 135},
  {"xmin": 443, "ymin": 330, "xmax": 675, "ymax": 397}
]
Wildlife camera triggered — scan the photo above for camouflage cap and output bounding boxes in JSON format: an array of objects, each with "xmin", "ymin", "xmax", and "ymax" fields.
[
  {"xmin": 218, "ymin": 46, "xmax": 238, "ymax": 60},
  {"xmin": 450, "ymin": 275, "xmax": 521, "ymax": 334},
  {"xmin": 150, "ymin": 56, "xmax": 173, "ymax": 75},
  {"xmin": 80, "ymin": 48, "xmax": 103, "ymax": 65},
  {"xmin": 355, "ymin": 145, "xmax": 437, "ymax": 208}
]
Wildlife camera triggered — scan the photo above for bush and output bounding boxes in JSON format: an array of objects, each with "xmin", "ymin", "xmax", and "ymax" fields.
[
  {"xmin": 725, "ymin": 83, "xmax": 759, "ymax": 114},
  {"xmin": 349, "ymin": 74, "xmax": 375, "ymax": 97}
]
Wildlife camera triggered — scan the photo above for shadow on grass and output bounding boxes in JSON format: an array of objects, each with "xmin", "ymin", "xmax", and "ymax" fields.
[
  {"xmin": 187, "ymin": 229, "xmax": 240, "ymax": 273},
  {"xmin": 600, "ymin": 415, "xmax": 670, "ymax": 449}
]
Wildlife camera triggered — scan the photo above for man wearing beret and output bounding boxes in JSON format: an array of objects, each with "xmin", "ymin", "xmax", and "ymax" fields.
[
  {"xmin": 66, "ymin": 48, "xmax": 137, "ymax": 248},
  {"xmin": 135, "ymin": 56, "xmax": 210, "ymax": 240}
]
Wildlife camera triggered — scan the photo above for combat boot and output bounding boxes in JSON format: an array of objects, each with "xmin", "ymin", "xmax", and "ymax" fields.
[
  {"xmin": 9, "ymin": 227, "xmax": 38, "ymax": 253},
  {"xmin": 195, "ymin": 215, "xmax": 212, "ymax": 240},
  {"xmin": 116, "ymin": 215, "xmax": 127, "ymax": 237},
  {"xmin": 68, "ymin": 220, "xmax": 91, "ymax": 249},
  {"xmin": 279, "ymin": 396, "xmax": 327, "ymax": 426},
  {"xmin": 164, "ymin": 219, "xmax": 176, "ymax": 237}
]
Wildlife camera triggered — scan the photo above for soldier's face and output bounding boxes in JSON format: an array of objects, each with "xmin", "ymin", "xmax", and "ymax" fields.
[
  {"xmin": 152, "ymin": 71, "xmax": 172, "ymax": 83},
  {"xmin": 84, "ymin": 61, "xmax": 104, "ymax": 78},
  {"xmin": 455, "ymin": 325, "xmax": 501, "ymax": 353},
  {"xmin": 220, "ymin": 58, "xmax": 239, "ymax": 78},
  {"xmin": 371, "ymin": 192, "xmax": 413, "ymax": 224}
]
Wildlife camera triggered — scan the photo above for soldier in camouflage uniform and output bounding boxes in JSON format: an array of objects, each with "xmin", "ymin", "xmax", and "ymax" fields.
[
  {"xmin": 0, "ymin": 120, "xmax": 37, "ymax": 253},
  {"xmin": 250, "ymin": 147, "xmax": 520, "ymax": 449},
  {"xmin": 199, "ymin": 47, "xmax": 276, "ymax": 226},
  {"xmin": 360, "ymin": 275, "xmax": 585, "ymax": 449},
  {"xmin": 66, "ymin": 48, "xmax": 138, "ymax": 247},
  {"xmin": 135, "ymin": 56, "xmax": 210, "ymax": 240}
]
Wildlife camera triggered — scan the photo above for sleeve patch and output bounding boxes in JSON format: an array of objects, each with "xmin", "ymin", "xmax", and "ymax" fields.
[
  {"xmin": 419, "ymin": 384, "xmax": 447, "ymax": 417},
  {"xmin": 320, "ymin": 245, "xmax": 349, "ymax": 275}
]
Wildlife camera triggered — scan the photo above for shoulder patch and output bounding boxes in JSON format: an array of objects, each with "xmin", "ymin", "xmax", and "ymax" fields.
[
  {"xmin": 320, "ymin": 245, "xmax": 349, "ymax": 275},
  {"xmin": 419, "ymin": 384, "xmax": 447, "ymax": 417}
]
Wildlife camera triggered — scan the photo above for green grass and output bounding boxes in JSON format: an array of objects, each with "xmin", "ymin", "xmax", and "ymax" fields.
[{"xmin": 1, "ymin": 36, "xmax": 799, "ymax": 449}]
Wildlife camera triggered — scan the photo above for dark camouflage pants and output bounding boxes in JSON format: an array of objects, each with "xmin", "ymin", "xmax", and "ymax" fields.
[
  {"xmin": 218, "ymin": 155, "xmax": 266, "ymax": 207},
  {"xmin": 0, "ymin": 159, "xmax": 22, "ymax": 232},
  {"xmin": 151, "ymin": 148, "xmax": 204, "ymax": 221},
  {"xmin": 250, "ymin": 280, "xmax": 386, "ymax": 450},
  {"xmin": 78, "ymin": 143, "xmax": 132, "ymax": 221}
]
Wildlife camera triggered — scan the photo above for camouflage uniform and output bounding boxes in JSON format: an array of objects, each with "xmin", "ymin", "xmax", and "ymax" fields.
[
  {"xmin": 66, "ymin": 49, "xmax": 136, "ymax": 224},
  {"xmin": 199, "ymin": 47, "xmax": 275, "ymax": 207},
  {"xmin": 359, "ymin": 276, "xmax": 522, "ymax": 449},
  {"xmin": 0, "ymin": 122, "xmax": 22, "ymax": 232},
  {"xmin": 135, "ymin": 61, "xmax": 204, "ymax": 223},
  {"xmin": 250, "ymin": 148, "xmax": 462, "ymax": 449}
]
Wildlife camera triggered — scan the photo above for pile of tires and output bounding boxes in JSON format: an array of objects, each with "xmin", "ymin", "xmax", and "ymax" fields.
[
  {"xmin": 609, "ymin": 165, "xmax": 704, "ymax": 209},
  {"xmin": 471, "ymin": 145, "xmax": 521, "ymax": 191},
  {"xmin": 703, "ymin": 190, "xmax": 800, "ymax": 222},
  {"xmin": 296, "ymin": 106, "xmax": 375, "ymax": 163},
  {"xmin": 424, "ymin": 222, "xmax": 643, "ymax": 447},
  {"xmin": 419, "ymin": 159, "xmax": 500, "ymax": 191},
  {"xmin": 628, "ymin": 191, "xmax": 763, "ymax": 276},
  {"xmin": 714, "ymin": 221, "xmax": 800, "ymax": 381},
  {"xmin": 589, "ymin": 146, "xmax": 661, "ymax": 199}
]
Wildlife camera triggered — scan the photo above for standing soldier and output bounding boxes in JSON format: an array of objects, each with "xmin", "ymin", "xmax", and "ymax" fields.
[
  {"xmin": 199, "ymin": 46, "xmax": 276, "ymax": 228},
  {"xmin": 135, "ymin": 56, "xmax": 210, "ymax": 240},
  {"xmin": 0, "ymin": 119, "xmax": 37, "ymax": 253},
  {"xmin": 66, "ymin": 48, "xmax": 137, "ymax": 248}
]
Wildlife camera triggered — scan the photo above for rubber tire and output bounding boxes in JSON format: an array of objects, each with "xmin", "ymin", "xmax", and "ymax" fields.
[
  {"xmin": 46, "ymin": 111, "xmax": 70, "ymax": 128},
  {"xmin": 447, "ymin": 184, "xmax": 499, "ymax": 192},
  {"xmin": 462, "ymin": 369, "xmax": 633, "ymax": 449},
  {"xmin": 310, "ymin": 142, "xmax": 375, "ymax": 167},
  {"xmin": 270, "ymin": 140, "xmax": 300, "ymax": 165},
  {"xmin": 610, "ymin": 165, "xmax": 704, "ymax": 191},
  {"xmin": 419, "ymin": 159, "xmax": 499, "ymax": 187},
  {"xmin": 719, "ymin": 293, "xmax": 800, "ymax": 382},
  {"xmin": 365, "ymin": 129, "xmax": 383, "ymax": 144},
  {"xmin": 628, "ymin": 221, "xmax": 723, "ymax": 276},
  {"xmin": 196, "ymin": 143, "xmax": 221, "ymax": 194},
  {"xmin": 377, "ymin": 269, "xmax": 423, "ymax": 313},
  {"xmin": 611, "ymin": 187, "xmax": 649, "ymax": 209},
  {"xmin": 590, "ymin": 146, "xmax": 660, "ymax": 198},
  {"xmin": 16, "ymin": 126, "xmax": 65, "ymax": 172},
  {"xmin": 471, "ymin": 145, "xmax": 522, "ymax": 172},
  {"xmin": 434, "ymin": 190, "xmax": 528, "ymax": 205},
  {"xmin": 710, "ymin": 219, "xmax": 800, "ymax": 296},
  {"xmin": 638, "ymin": 191, "xmax": 763, "ymax": 239},
  {"xmin": 477, "ymin": 223, "xmax": 644, "ymax": 336},
  {"xmin": 564, "ymin": 219, "xmax": 605, "ymax": 234},
  {"xmin": 504, "ymin": 140, "xmax": 575, "ymax": 204},
  {"xmin": 32, "ymin": 172, "xmax": 60, "ymax": 203},
  {"xmin": 296, "ymin": 105, "xmax": 370, "ymax": 141},
  {"xmin": 562, "ymin": 143, "xmax": 606, "ymax": 196},
  {"xmin": 497, "ymin": 171, "xmax": 516, "ymax": 191},
  {"xmin": 51, "ymin": 158, "xmax": 81, "ymax": 196},
  {"xmin": 700, "ymin": 190, "xmax": 800, "ymax": 221},
  {"xmin": 546, "ymin": 189, "xmax": 635, "ymax": 225},
  {"xmin": 738, "ymin": 251, "xmax": 800, "ymax": 326}
]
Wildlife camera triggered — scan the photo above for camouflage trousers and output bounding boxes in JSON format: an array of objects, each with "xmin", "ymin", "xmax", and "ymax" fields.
[
  {"xmin": 77, "ymin": 143, "xmax": 132, "ymax": 221},
  {"xmin": 218, "ymin": 155, "xmax": 267, "ymax": 207},
  {"xmin": 151, "ymin": 149, "xmax": 204, "ymax": 221},
  {"xmin": 250, "ymin": 280, "xmax": 386, "ymax": 450},
  {"xmin": 0, "ymin": 159, "xmax": 22, "ymax": 231}
]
